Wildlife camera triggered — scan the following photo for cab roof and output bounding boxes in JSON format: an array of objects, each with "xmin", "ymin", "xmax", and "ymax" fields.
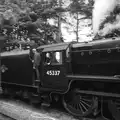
[{"xmin": 37, "ymin": 42, "xmax": 70, "ymax": 52}]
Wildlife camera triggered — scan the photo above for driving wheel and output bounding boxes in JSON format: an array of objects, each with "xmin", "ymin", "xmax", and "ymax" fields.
[
  {"xmin": 63, "ymin": 89, "xmax": 95, "ymax": 117},
  {"xmin": 108, "ymin": 99, "xmax": 120, "ymax": 120}
]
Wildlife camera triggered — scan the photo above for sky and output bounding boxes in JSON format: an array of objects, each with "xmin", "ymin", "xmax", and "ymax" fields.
[
  {"xmin": 48, "ymin": 17, "xmax": 93, "ymax": 42},
  {"xmin": 37, "ymin": 0, "xmax": 93, "ymax": 42},
  {"xmin": 48, "ymin": 0, "xmax": 93, "ymax": 42}
]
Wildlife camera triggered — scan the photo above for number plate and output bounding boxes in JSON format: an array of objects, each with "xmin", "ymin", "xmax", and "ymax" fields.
[{"xmin": 46, "ymin": 70, "xmax": 60, "ymax": 76}]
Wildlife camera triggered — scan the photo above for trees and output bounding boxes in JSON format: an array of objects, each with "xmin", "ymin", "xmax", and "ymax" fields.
[
  {"xmin": 1, "ymin": 0, "xmax": 94, "ymax": 51},
  {"xmin": 64, "ymin": 0, "xmax": 93, "ymax": 42},
  {"xmin": 1, "ymin": 0, "xmax": 65, "ymax": 52}
]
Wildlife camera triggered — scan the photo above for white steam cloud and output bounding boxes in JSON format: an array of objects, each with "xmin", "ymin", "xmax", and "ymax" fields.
[
  {"xmin": 93, "ymin": 0, "xmax": 120, "ymax": 37},
  {"xmin": 99, "ymin": 15, "xmax": 120, "ymax": 36}
]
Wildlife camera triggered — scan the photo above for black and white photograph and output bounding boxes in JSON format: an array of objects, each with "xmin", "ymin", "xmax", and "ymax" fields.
[{"xmin": 0, "ymin": 0, "xmax": 120, "ymax": 120}]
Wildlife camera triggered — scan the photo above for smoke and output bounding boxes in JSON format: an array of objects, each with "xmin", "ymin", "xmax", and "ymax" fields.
[
  {"xmin": 99, "ymin": 15, "xmax": 120, "ymax": 36},
  {"xmin": 93, "ymin": 0, "xmax": 120, "ymax": 37}
]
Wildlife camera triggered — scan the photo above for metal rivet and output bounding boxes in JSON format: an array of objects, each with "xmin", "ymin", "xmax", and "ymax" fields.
[
  {"xmin": 107, "ymin": 49, "xmax": 111, "ymax": 53},
  {"xmin": 89, "ymin": 51, "xmax": 92, "ymax": 55},
  {"xmin": 81, "ymin": 52, "xmax": 84, "ymax": 56}
]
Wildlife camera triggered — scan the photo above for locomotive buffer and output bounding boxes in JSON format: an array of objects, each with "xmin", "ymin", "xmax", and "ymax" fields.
[{"xmin": 0, "ymin": 36, "xmax": 5, "ymax": 93}]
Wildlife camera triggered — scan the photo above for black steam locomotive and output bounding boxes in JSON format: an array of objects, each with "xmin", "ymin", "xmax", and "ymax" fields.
[{"xmin": 1, "ymin": 37, "xmax": 120, "ymax": 119}]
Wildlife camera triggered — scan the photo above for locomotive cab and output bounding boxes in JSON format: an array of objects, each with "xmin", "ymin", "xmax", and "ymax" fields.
[{"xmin": 38, "ymin": 43, "xmax": 70, "ymax": 91}]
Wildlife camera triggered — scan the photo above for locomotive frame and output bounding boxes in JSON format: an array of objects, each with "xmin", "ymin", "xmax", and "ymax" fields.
[{"xmin": 1, "ymin": 38, "xmax": 120, "ymax": 119}]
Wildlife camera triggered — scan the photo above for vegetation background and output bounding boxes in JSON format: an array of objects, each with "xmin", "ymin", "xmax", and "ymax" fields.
[{"xmin": 0, "ymin": 0, "xmax": 94, "ymax": 51}]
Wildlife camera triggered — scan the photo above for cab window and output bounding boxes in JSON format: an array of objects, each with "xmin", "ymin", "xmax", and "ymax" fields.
[
  {"xmin": 45, "ymin": 52, "xmax": 51, "ymax": 65},
  {"xmin": 44, "ymin": 51, "xmax": 62, "ymax": 65}
]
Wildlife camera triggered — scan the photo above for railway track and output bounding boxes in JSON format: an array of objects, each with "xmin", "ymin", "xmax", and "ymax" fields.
[{"xmin": 0, "ymin": 96, "xmax": 111, "ymax": 120}]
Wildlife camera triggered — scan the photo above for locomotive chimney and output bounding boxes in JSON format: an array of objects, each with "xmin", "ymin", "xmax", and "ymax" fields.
[{"xmin": 93, "ymin": 0, "xmax": 120, "ymax": 38}]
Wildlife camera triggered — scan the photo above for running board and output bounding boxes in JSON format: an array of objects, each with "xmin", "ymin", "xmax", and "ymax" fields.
[{"xmin": 75, "ymin": 89, "xmax": 120, "ymax": 98}]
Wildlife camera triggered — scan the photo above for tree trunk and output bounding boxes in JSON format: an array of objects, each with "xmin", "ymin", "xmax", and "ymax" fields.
[
  {"xmin": 76, "ymin": 12, "xmax": 79, "ymax": 42},
  {"xmin": 58, "ymin": 0, "xmax": 62, "ymax": 42}
]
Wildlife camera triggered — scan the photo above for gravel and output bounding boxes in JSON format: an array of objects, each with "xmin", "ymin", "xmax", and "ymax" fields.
[
  {"xmin": 0, "ymin": 99, "xmax": 77, "ymax": 120},
  {"xmin": 0, "ymin": 99, "xmax": 109, "ymax": 120}
]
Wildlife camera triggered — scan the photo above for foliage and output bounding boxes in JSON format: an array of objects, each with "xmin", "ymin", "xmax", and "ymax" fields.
[
  {"xmin": 68, "ymin": 0, "xmax": 93, "ymax": 18},
  {"xmin": 63, "ymin": 0, "xmax": 93, "ymax": 42},
  {"xmin": 0, "ymin": 0, "xmax": 64, "ymax": 51},
  {"xmin": 0, "ymin": 0, "xmax": 94, "ymax": 50}
]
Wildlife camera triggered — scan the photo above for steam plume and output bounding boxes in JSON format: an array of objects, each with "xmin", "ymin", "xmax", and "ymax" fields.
[
  {"xmin": 93, "ymin": 0, "xmax": 120, "ymax": 37},
  {"xmin": 99, "ymin": 15, "xmax": 120, "ymax": 36}
]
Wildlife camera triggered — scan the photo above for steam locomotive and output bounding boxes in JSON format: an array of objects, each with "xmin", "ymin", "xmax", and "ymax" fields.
[{"xmin": 1, "ymin": 37, "xmax": 120, "ymax": 119}]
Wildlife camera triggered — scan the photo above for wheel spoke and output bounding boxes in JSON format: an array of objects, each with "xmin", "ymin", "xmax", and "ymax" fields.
[
  {"xmin": 63, "ymin": 89, "xmax": 94, "ymax": 117},
  {"xmin": 80, "ymin": 99, "xmax": 91, "ymax": 108},
  {"xmin": 81, "ymin": 98, "xmax": 92, "ymax": 102},
  {"xmin": 79, "ymin": 103, "xmax": 84, "ymax": 114},
  {"xmin": 76, "ymin": 104, "xmax": 79, "ymax": 110},
  {"xmin": 80, "ymin": 101, "xmax": 88, "ymax": 112},
  {"xmin": 78, "ymin": 103, "xmax": 82, "ymax": 111}
]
